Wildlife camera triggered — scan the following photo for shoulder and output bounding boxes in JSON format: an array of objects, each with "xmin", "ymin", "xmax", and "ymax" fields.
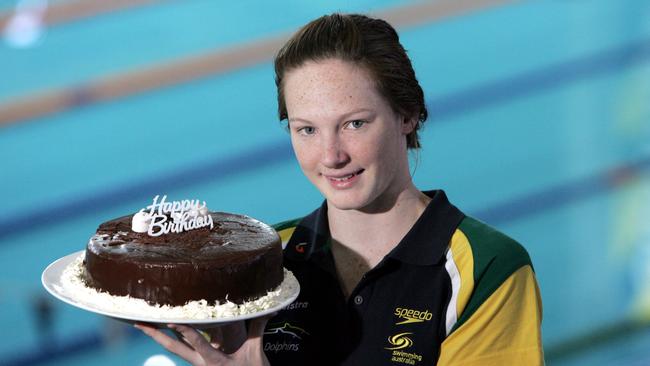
[
  {"xmin": 456, "ymin": 216, "xmax": 533, "ymax": 275},
  {"xmin": 439, "ymin": 217, "xmax": 544, "ymax": 365},
  {"xmin": 447, "ymin": 216, "xmax": 536, "ymax": 332},
  {"xmin": 272, "ymin": 218, "xmax": 302, "ymax": 231},
  {"xmin": 271, "ymin": 218, "xmax": 302, "ymax": 248}
]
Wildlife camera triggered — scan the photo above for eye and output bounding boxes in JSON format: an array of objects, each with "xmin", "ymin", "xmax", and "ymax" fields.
[
  {"xmin": 297, "ymin": 126, "xmax": 316, "ymax": 136},
  {"xmin": 346, "ymin": 120, "xmax": 366, "ymax": 130}
]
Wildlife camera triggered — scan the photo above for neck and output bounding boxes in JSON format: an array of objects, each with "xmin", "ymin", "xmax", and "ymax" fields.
[{"xmin": 327, "ymin": 183, "xmax": 431, "ymax": 266}]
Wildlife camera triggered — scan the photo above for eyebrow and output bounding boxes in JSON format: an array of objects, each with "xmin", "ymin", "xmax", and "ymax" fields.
[{"xmin": 288, "ymin": 108, "xmax": 374, "ymax": 124}]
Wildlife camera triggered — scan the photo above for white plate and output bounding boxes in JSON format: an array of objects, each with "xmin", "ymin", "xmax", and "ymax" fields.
[{"xmin": 42, "ymin": 251, "xmax": 300, "ymax": 328}]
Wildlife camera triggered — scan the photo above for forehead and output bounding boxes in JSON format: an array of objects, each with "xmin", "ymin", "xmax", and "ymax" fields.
[{"xmin": 283, "ymin": 59, "xmax": 387, "ymax": 120}]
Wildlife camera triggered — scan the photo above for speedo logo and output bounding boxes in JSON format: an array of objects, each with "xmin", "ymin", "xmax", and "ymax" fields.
[{"xmin": 394, "ymin": 307, "xmax": 433, "ymax": 325}]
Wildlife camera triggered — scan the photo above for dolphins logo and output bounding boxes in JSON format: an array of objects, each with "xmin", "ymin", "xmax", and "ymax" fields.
[{"xmin": 264, "ymin": 322, "xmax": 310, "ymax": 340}]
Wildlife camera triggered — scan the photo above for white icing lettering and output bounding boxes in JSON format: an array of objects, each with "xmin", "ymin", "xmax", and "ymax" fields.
[
  {"xmin": 148, "ymin": 214, "xmax": 168, "ymax": 236},
  {"xmin": 136, "ymin": 195, "xmax": 213, "ymax": 236}
]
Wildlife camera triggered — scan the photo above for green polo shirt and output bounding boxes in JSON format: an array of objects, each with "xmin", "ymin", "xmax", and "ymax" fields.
[{"xmin": 263, "ymin": 190, "xmax": 544, "ymax": 365}]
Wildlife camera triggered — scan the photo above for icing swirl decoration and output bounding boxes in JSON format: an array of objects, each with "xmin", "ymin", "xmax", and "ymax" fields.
[{"xmin": 131, "ymin": 195, "xmax": 214, "ymax": 237}]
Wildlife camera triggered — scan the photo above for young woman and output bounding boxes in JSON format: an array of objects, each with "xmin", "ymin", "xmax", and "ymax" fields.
[{"xmin": 136, "ymin": 13, "xmax": 544, "ymax": 366}]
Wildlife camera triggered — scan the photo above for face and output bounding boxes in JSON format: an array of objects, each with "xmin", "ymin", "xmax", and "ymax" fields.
[{"xmin": 283, "ymin": 59, "xmax": 414, "ymax": 212}]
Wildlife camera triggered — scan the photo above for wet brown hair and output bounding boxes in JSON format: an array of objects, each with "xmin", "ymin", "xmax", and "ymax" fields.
[{"xmin": 274, "ymin": 13, "xmax": 428, "ymax": 149}]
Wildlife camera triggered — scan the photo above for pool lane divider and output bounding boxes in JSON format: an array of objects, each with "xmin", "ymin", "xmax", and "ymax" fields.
[
  {"xmin": 0, "ymin": 0, "xmax": 514, "ymax": 126},
  {"xmin": 476, "ymin": 156, "xmax": 650, "ymax": 225},
  {"xmin": 0, "ymin": 140, "xmax": 294, "ymax": 241},
  {"xmin": 431, "ymin": 37, "xmax": 650, "ymax": 119},
  {"xmin": 0, "ymin": 0, "xmax": 163, "ymax": 30},
  {"xmin": 0, "ymin": 145, "xmax": 648, "ymax": 243}
]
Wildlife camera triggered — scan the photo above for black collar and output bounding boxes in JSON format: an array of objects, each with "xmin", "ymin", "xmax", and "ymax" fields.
[{"xmin": 284, "ymin": 190, "xmax": 465, "ymax": 266}]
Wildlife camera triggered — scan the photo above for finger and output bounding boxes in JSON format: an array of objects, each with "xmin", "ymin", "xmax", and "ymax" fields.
[
  {"xmin": 135, "ymin": 324, "xmax": 202, "ymax": 365},
  {"xmin": 170, "ymin": 324, "xmax": 227, "ymax": 361},
  {"xmin": 218, "ymin": 322, "xmax": 247, "ymax": 354},
  {"xmin": 206, "ymin": 325, "xmax": 223, "ymax": 348},
  {"xmin": 248, "ymin": 312, "xmax": 277, "ymax": 339},
  {"xmin": 169, "ymin": 328, "xmax": 196, "ymax": 351},
  {"xmin": 236, "ymin": 316, "xmax": 275, "ymax": 365}
]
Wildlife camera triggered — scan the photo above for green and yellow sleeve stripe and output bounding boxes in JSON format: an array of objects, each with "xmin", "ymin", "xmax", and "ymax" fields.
[
  {"xmin": 272, "ymin": 218, "xmax": 300, "ymax": 249},
  {"xmin": 439, "ymin": 217, "xmax": 544, "ymax": 365}
]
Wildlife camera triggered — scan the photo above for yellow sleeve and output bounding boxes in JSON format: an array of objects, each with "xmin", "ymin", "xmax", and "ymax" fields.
[{"xmin": 438, "ymin": 265, "xmax": 544, "ymax": 365}]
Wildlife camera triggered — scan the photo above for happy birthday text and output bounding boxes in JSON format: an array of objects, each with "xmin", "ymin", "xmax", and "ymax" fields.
[{"xmin": 136, "ymin": 195, "xmax": 214, "ymax": 237}]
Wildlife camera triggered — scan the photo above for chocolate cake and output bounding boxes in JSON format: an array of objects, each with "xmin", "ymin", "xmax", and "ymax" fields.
[{"xmin": 82, "ymin": 211, "xmax": 283, "ymax": 306}]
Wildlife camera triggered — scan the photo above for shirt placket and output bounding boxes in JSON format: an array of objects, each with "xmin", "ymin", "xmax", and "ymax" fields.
[{"xmin": 347, "ymin": 257, "xmax": 401, "ymax": 330}]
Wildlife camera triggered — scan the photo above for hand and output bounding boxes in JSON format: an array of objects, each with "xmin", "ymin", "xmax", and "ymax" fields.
[{"xmin": 135, "ymin": 315, "xmax": 273, "ymax": 366}]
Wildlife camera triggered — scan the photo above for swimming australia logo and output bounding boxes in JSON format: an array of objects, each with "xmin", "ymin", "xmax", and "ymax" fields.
[
  {"xmin": 394, "ymin": 307, "xmax": 433, "ymax": 325},
  {"xmin": 385, "ymin": 332, "xmax": 414, "ymax": 350},
  {"xmin": 385, "ymin": 332, "xmax": 424, "ymax": 365},
  {"xmin": 264, "ymin": 322, "xmax": 310, "ymax": 339}
]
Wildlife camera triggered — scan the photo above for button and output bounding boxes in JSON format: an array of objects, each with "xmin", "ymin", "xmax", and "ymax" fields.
[{"xmin": 354, "ymin": 295, "xmax": 363, "ymax": 305}]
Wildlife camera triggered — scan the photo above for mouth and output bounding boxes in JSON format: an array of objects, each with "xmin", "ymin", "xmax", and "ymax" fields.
[{"xmin": 325, "ymin": 169, "xmax": 365, "ymax": 182}]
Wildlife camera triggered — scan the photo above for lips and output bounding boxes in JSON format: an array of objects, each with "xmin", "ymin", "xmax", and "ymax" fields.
[
  {"xmin": 323, "ymin": 169, "xmax": 365, "ymax": 190},
  {"xmin": 326, "ymin": 169, "xmax": 364, "ymax": 181}
]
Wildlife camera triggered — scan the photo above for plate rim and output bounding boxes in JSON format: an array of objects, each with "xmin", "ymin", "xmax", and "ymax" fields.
[{"xmin": 42, "ymin": 250, "xmax": 300, "ymax": 325}]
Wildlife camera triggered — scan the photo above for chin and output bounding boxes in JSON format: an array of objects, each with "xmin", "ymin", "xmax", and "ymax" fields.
[
  {"xmin": 312, "ymin": 176, "xmax": 377, "ymax": 211},
  {"xmin": 327, "ymin": 200, "xmax": 360, "ymax": 211},
  {"xmin": 324, "ymin": 191, "xmax": 372, "ymax": 211}
]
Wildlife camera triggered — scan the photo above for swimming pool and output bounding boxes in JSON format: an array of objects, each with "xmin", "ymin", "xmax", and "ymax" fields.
[{"xmin": 2, "ymin": 1, "xmax": 650, "ymax": 365}]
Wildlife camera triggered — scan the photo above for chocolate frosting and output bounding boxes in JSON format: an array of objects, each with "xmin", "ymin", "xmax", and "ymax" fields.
[{"xmin": 83, "ymin": 212, "xmax": 283, "ymax": 306}]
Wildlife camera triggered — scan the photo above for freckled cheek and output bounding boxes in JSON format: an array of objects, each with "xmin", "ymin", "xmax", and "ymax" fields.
[
  {"xmin": 348, "ymin": 139, "xmax": 381, "ymax": 168},
  {"xmin": 365, "ymin": 140, "xmax": 398, "ymax": 174},
  {"xmin": 292, "ymin": 142, "xmax": 320, "ymax": 174}
]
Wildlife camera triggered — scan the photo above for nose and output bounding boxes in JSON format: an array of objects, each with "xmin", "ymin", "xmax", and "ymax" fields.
[{"xmin": 321, "ymin": 133, "xmax": 349, "ymax": 168}]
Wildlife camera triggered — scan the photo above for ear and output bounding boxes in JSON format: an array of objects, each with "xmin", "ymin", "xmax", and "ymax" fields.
[{"xmin": 400, "ymin": 115, "xmax": 417, "ymax": 135}]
